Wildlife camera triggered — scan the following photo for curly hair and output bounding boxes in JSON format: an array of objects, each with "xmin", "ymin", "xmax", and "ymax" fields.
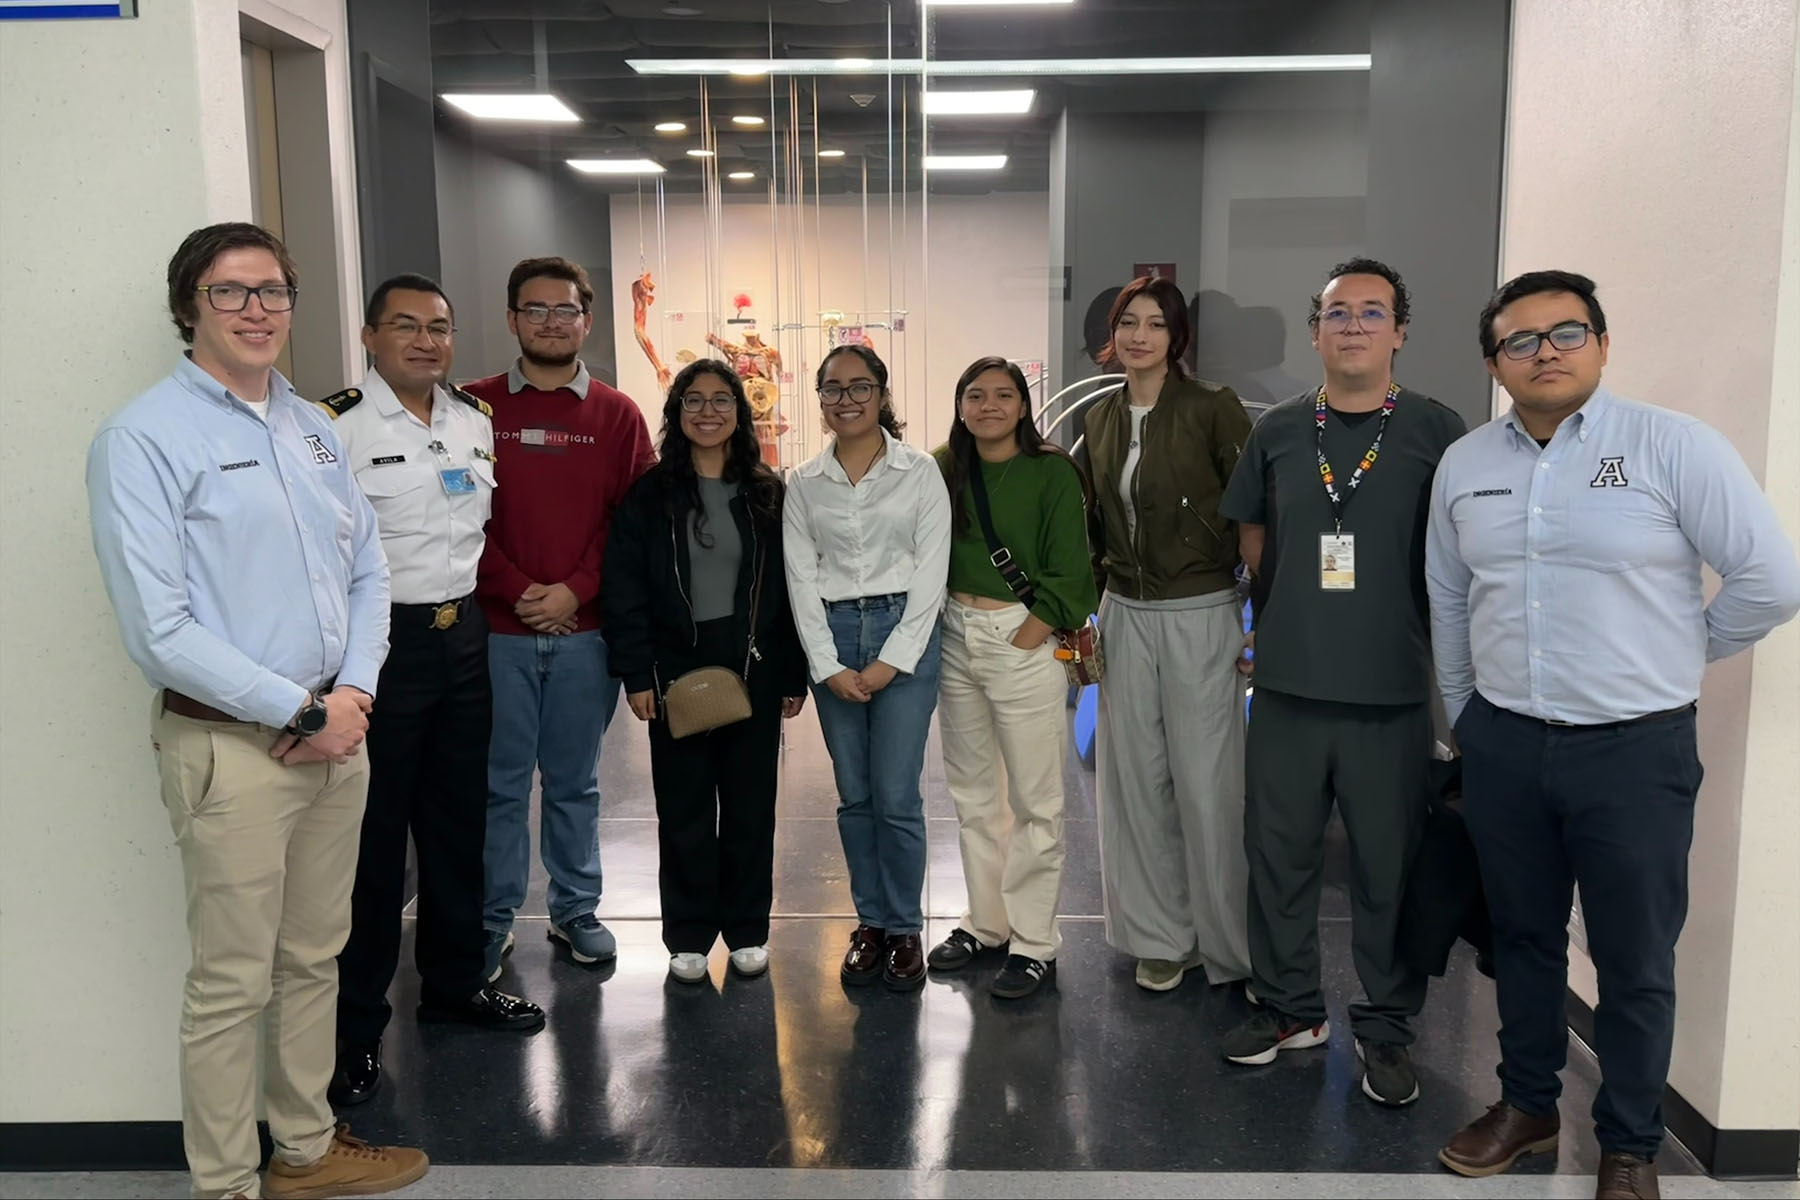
[{"xmin": 657, "ymin": 359, "xmax": 782, "ymax": 545}]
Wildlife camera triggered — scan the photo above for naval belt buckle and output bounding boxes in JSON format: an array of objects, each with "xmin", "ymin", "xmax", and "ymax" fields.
[{"xmin": 432, "ymin": 601, "xmax": 460, "ymax": 630}]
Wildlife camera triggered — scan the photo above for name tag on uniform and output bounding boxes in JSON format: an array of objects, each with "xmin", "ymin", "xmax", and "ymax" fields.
[
  {"xmin": 440, "ymin": 467, "xmax": 477, "ymax": 496},
  {"xmin": 1320, "ymin": 533, "xmax": 1356, "ymax": 591},
  {"xmin": 371, "ymin": 454, "xmax": 406, "ymax": 466}
]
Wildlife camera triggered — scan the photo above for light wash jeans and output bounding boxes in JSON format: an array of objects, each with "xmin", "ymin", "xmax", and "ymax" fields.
[
  {"xmin": 484, "ymin": 630, "xmax": 620, "ymax": 932},
  {"xmin": 810, "ymin": 594, "xmax": 942, "ymax": 936}
]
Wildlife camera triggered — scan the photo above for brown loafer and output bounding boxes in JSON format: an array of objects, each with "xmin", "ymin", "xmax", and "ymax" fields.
[
  {"xmin": 883, "ymin": 933, "xmax": 926, "ymax": 991},
  {"xmin": 1439, "ymin": 1101, "xmax": 1560, "ymax": 1177},
  {"xmin": 840, "ymin": 924, "xmax": 887, "ymax": 986},
  {"xmin": 1596, "ymin": 1151, "xmax": 1660, "ymax": 1199}
]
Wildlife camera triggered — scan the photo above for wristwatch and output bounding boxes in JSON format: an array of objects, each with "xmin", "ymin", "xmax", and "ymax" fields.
[{"xmin": 288, "ymin": 693, "xmax": 329, "ymax": 738}]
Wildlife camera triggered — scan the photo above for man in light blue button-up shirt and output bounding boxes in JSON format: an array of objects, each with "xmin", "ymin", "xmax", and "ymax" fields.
[
  {"xmin": 1428, "ymin": 271, "xmax": 1800, "ymax": 1197},
  {"xmin": 86, "ymin": 224, "xmax": 424, "ymax": 1198}
]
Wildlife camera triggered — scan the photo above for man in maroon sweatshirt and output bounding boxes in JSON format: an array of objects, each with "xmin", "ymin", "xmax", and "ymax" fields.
[{"xmin": 466, "ymin": 256, "xmax": 656, "ymax": 978}]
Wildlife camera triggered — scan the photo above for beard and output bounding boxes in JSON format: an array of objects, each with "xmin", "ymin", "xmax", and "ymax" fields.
[{"xmin": 520, "ymin": 341, "xmax": 579, "ymax": 369}]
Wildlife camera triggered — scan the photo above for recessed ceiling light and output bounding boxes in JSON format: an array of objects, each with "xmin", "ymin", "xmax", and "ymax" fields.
[
  {"xmin": 924, "ymin": 154, "xmax": 1008, "ymax": 171},
  {"xmin": 732, "ymin": 114, "xmax": 765, "ymax": 126},
  {"xmin": 818, "ymin": 149, "xmax": 847, "ymax": 158},
  {"xmin": 924, "ymin": 0, "xmax": 1075, "ymax": 6},
  {"xmin": 727, "ymin": 170, "xmax": 756, "ymax": 180},
  {"xmin": 441, "ymin": 93, "xmax": 580, "ymax": 123},
  {"xmin": 686, "ymin": 148, "xmax": 715, "ymax": 157},
  {"xmin": 630, "ymin": 54, "xmax": 1371, "ymax": 77},
  {"xmin": 567, "ymin": 158, "xmax": 666, "ymax": 175},
  {"xmin": 653, "ymin": 121, "xmax": 688, "ymax": 133},
  {"xmin": 921, "ymin": 89, "xmax": 1035, "ymax": 116}
]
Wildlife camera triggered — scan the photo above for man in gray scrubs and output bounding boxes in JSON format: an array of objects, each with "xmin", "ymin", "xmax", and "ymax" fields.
[{"xmin": 1217, "ymin": 258, "xmax": 1466, "ymax": 1108}]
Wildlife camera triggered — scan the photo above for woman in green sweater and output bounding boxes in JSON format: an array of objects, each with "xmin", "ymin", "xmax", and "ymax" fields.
[{"xmin": 928, "ymin": 356, "xmax": 1098, "ymax": 999}]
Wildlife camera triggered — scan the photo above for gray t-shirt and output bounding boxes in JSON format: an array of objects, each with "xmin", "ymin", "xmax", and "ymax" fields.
[
  {"xmin": 1219, "ymin": 388, "xmax": 1466, "ymax": 706},
  {"xmin": 687, "ymin": 477, "xmax": 742, "ymax": 623}
]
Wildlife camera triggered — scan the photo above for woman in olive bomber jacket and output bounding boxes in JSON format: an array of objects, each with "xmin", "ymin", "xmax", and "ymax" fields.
[{"xmin": 1079, "ymin": 275, "xmax": 1257, "ymax": 995}]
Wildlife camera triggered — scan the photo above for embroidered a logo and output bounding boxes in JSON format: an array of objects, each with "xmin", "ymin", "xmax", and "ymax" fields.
[
  {"xmin": 1589, "ymin": 456, "xmax": 1628, "ymax": 488},
  {"xmin": 303, "ymin": 434, "xmax": 338, "ymax": 464}
]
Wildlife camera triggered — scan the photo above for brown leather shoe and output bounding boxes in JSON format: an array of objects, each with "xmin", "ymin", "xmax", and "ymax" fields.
[
  {"xmin": 263, "ymin": 1123, "xmax": 428, "ymax": 1198},
  {"xmin": 841, "ymin": 924, "xmax": 887, "ymax": 986},
  {"xmin": 1438, "ymin": 1101, "xmax": 1560, "ymax": 1177},
  {"xmin": 1596, "ymin": 1151, "xmax": 1660, "ymax": 1199},
  {"xmin": 883, "ymin": 933, "xmax": 926, "ymax": 991}
]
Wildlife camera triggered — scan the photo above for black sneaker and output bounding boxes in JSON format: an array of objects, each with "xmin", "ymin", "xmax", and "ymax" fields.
[
  {"xmin": 1221, "ymin": 1009, "xmax": 1330, "ymax": 1065},
  {"xmin": 927, "ymin": 929, "xmax": 1005, "ymax": 971},
  {"xmin": 1356, "ymin": 1038, "xmax": 1420, "ymax": 1106},
  {"xmin": 990, "ymin": 955, "xmax": 1054, "ymax": 999}
]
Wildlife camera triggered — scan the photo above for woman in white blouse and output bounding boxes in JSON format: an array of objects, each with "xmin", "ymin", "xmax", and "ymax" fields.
[{"xmin": 783, "ymin": 345, "xmax": 952, "ymax": 992}]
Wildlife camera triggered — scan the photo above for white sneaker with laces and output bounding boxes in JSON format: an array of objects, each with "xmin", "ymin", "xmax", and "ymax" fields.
[
  {"xmin": 729, "ymin": 945, "xmax": 770, "ymax": 977},
  {"xmin": 668, "ymin": 952, "xmax": 709, "ymax": 983}
]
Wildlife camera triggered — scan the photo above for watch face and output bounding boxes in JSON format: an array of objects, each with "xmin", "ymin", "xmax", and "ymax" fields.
[{"xmin": 301, "ymin": 704, "xmax": 328, "ymax": 734}]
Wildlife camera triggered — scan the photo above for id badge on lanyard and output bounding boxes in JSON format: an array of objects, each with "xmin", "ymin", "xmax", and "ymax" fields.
[
  {"xmin": 429, "ymin": 439, "xmax": 476, "ymax": 495},
  {"xmin": 1314, "ymin": 384, "xmax": 1399, "ymax": 592}
]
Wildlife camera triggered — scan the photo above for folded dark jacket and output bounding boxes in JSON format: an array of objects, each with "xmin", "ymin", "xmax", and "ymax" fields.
[{"xmin": 1398, "ymin": 757, "xmax": 1493, "ymax": 979}]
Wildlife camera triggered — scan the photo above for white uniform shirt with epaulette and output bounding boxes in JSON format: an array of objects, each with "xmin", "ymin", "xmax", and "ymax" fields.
[{"xmin": 318, "ymin": 370, "xmax": 497, "ymax": 605}]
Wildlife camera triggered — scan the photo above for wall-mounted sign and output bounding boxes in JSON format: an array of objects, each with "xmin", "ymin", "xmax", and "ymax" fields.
[{"xmin": 0, "ymin": 1, "xmax": 137, "ymax": 18}]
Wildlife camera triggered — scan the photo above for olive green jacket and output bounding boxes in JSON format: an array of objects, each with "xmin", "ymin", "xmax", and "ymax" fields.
[{"xmin": 1081, "ymin": 373, "xmax": 1254, "ymax": 600}]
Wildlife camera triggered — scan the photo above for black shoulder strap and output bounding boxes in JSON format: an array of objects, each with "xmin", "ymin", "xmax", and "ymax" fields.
[
  {"xmin": 447, "ymin": 383, "xmax": 493, "ymax": 419},
  {"xmin": 968, "ymin": 460, "xmax": 1036, "ymax": 609},
  {"xmin": 316, "ymin": 387, "xmax": 362, "ymax": 419}
]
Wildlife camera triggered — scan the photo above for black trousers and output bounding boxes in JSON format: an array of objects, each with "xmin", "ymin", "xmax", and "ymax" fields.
[
  {"xmin": 647, "ymin": 617, "xmax": 782, "ymax": 955},
  {"xmin": 1244, "ymin": 688, "xmax": 1431, "ymax": 1044},
  {"xmin": 1457, "ymin": 692, "xmax": 1700, "ymax": 1159},
  {"xmin": 337, "ymin": 600, "xmax": 491, "ymax": 1046}
]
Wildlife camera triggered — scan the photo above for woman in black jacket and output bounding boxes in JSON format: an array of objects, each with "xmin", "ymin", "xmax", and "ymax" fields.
[{"xmin": 602, "ymin": 359, "xmax": 809, "ymax": 983}]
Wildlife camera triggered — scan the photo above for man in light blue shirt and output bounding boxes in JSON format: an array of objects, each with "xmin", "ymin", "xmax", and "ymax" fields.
[
  {"xmin": 1426, "ymin": 270, "xmax": 1800, "ymax": 1199},
  {"xmin": 87, "ymin": 223, "xmax": 425, "ymax": 1199}
]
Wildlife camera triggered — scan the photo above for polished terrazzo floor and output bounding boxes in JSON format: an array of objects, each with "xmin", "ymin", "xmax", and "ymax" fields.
[{"xmin": 8, "ymin": 698, "xmax": 1768, "ymax": 1198}]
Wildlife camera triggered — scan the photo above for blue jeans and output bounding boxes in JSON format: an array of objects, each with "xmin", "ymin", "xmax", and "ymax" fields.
[
  {"xmin": 811, "ymin": 594, "xmax": 941, "ymax": 935},
  {"xmin": 484, "ymin": 631, "xmax": 620, "ymax": 931}
]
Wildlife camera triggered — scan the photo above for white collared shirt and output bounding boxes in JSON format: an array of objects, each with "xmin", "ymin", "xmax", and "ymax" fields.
[
  {"xmin": 327, "ymin": 369, "xmax": 497, "ymax": 604},
  {"xmin": 783, "ymin": 428, "xmax": 952, "ymax": 681}
]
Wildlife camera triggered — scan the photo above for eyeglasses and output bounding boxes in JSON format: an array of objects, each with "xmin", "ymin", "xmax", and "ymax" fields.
[
  {"xmin": 680, "ymin": 393, "xmax": 735, "ymax": 413},
  {"xmin": 819, "ymin": 382, "xmax": 879, "ymax": 406},
  {"xmin": 198, "ymin": 283, "xmax": 298, "ymax": 313},
  {"xmin": 512, "ymin": 303, "xmax": 586, "ymax": 325},
  {"xmin": 1316, "ymin": 306, "xmax": 1393, "ymax": 333},
  {"xmin": 379, "ymin": 319, "xmax": 455, "ymax": 342},
  {"xmin": 1498, "ymin": 320, "xmax": 1595, "ymax": 361}
]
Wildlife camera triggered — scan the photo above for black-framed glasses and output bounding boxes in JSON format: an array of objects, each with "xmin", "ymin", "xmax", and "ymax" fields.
[
  {"xmin": 819, "ymin": 381, "xmax": 878, "ymax": 406},
  {"xmin": 1315, "ymin": 306, "xmax": 1393, "ymax": 332},
  {"xmin": 680, "ymin": 393, "xmax": 735, "ymax": 413},
  {"xmin": 512, "ymin": 302, "xmax": 586, "ymax": 325},
  {"xmin": 198, "ymin": 283, "xmax": 298, "ymax": 313},
  {"xmin": 1499, "ymin": 320, "xmax": 1595, "ymax": 361},
  {"xmin": 378, "ymin": 319, "xmax": 455, "ymax": 342}
]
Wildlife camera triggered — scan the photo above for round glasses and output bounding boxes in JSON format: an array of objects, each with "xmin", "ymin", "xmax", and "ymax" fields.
[
  {"xmin": 198, "ymin": 283, "xmax": 298, "ymax": 313},
  {"xmin": 819, "ymin": 382, "xmax": 878, "ymax": 406},
  {"xmin": 1498, "ymin": 320, "xmax": 1595, "ymax": 361},
  {"xmin": 680, "ymin": 393, "xmax": 735, "ymax": 413}
]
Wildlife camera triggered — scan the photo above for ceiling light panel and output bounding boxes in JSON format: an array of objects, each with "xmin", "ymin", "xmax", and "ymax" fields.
[
  {"xmin": 924, "ymin": 154, "xmax": 1008, "ymax": 170},
  {"xmin": 921, "ymin": 89, "xmax": 1035, "ymax": 116},
  {"xmin": 629, "ymin": 55, "xmax": 1371, "ymax": 78},
  {"xmin": 441, "ymin": 93, "xmax": 580, "ymax": 122},
  {"xmin": 653, "ymin": 121, "xmax": 688, "ymax": 132},
  {"xmin": 567, "ymin": 159, "xmax": 666, "ymax": 175},
  {"xmin": 925, "ymin": 0, "xmax": 1074, "ymax": 5}
]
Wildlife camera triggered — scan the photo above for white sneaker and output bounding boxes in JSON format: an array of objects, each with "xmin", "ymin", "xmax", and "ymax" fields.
[
  {"xmin": 668, "ymin": 952, "xmax": 709, "ymax": 983},
  {"xmin": 729, "ymin": 945, "xmax": 770, "ymax": 977}
]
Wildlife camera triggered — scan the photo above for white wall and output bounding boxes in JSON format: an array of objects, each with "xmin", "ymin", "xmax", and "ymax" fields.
[
  {"xmin": 607, "ymin": 191, "xmax": 1051, "ymax": 461},
  {"xmin": 0, "ymin": 0, "xmax": 360, "ymax": 1123},
  {"xmin": 1501, "ymin": 0, "xmax": 1800, "ymax": 1135}
]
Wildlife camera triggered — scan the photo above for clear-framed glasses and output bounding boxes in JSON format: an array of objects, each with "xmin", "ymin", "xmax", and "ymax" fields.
[
  {"xmin": 379, "ymin": 319, "xmax": 455, "ymax": 342},
  {"xmin": 1499, "ymin": 320, "xmax": 1594, "ymax": 361},
  {"xmin": 680, "ymin": 393, "xmax": 735, "ymax": 413},
  {"xmin": 198, "ymin": 283, "xmax": 298, "ymax": 313},
  {"xmin": 513, "ymin": 302, "xmax": 586, "ymax": 325},
  {"xmin": 1316, "ymin": 306, "xmax": 1393, "ymax": 333},
  {"xmin": 819, "ymin": 381, "xmax": 879, "ymax": 406}
]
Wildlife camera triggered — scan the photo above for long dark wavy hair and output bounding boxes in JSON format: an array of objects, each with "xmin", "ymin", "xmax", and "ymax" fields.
[
  {"xmin": 943, "ymin": 356, "xmax": 1093, "ymax": 536},
  {"xmin": 815, "ymin": 344, "xmax": 904, "ymax": 438},
  {"xmin": 657, "ymin": 359, "xmax": 782, "ymax": 546}
]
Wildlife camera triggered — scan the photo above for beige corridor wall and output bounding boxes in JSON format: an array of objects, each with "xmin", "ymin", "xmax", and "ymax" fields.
[
  {"xmin": 1499, "ymin": 0, "xmax": 1800, "ymax": 1134},
  {"xmin": 0, "ymin": 0, "xmax": 360, "ymax": 1122}
]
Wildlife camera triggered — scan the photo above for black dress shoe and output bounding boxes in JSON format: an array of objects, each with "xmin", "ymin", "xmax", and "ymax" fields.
[
  {"xmin": 418, "ymin": 986, "xmax": 546, "ymax": 1033},
  {"xmin": 328, "ymin": 1043, "xmax": 381, "ymax": 1107}
]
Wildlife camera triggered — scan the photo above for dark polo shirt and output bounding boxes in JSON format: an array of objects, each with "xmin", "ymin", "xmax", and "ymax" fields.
[{"xmin": 1220, "ymin": 387, "xmax": 1466, "ymax": 706}]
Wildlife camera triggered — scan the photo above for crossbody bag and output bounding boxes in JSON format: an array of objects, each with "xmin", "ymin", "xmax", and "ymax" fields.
[
  {"xmin": 658, "ymin": 541, "xmax": 764, "ymax": 739},
  {"xmin": 967, "ymin": 459, "xmax": 1105, "ymax": 687}
]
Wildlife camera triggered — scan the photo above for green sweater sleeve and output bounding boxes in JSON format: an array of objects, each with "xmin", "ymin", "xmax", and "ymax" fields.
[{"xmin": 1029, "ymin": 458, "xmax": 1102, "ymax": 630}]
